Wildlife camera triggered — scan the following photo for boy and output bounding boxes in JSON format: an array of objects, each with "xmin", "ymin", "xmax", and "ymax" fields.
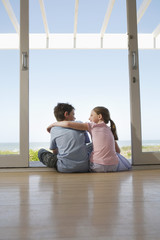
[{"xmin": 38, "ymin": 103, "xmax": 92, "ymax": 173}]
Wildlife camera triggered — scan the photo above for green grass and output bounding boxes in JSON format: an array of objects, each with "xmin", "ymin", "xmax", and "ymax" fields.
[
  {"xmin": 121, "ymin": 145, "xmax": 160, "ymax": 159},
  {"xmin": 0, "ymin": 149, "xmax": 39, "ymax": 161},
  {"xmin": 29, "ymin": 150, "xmax": 39, "ymax": 161},
  {"xmin": 0, "ymin": 150, "xmax": 18, "ymax": 155},
  {"xmin": 1, "ymin": 145, "xmax": 160, "ymax": 161},
  {"xmin": 121, "ymin": 146, "xmax": 131, "ymax": 159},
  {"xmin": 142, "ymin": 145, "xmax": 160, "ymax": 152}
]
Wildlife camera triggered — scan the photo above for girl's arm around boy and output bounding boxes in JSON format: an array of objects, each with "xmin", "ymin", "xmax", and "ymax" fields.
[{"xmin": 47, "ymin": 121, "xmax": 89, "ymax": 132}]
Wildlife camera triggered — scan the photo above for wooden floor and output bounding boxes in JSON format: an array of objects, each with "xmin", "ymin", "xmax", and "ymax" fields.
[{"xmin": 0, "ymin": 169, "xmax": 160, "ymax": 240}]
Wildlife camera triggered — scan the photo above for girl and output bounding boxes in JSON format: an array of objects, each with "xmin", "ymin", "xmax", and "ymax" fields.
[{"xmin": 47, "ymin": 106, "xmax": 131, "ymax": 172}]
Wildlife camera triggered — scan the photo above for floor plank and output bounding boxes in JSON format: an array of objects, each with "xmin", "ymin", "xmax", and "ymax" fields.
[{"xmin": 0, "ymin": 170, "xmax": 160, "ymax": 240}]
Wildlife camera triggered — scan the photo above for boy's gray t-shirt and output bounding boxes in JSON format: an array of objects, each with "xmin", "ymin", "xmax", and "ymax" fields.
[{"xmin": 50, "ymin": 126, "xmax": 90, "ymax": 173}]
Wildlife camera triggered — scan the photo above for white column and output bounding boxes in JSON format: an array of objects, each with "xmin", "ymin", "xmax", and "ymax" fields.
[
  {"xmin": 126, "ymin": 0, "xmax": 141, "ymax": 165},
  {"xmin": 20, "ymin": 0, "xmax": 29, "ymax": 166}
]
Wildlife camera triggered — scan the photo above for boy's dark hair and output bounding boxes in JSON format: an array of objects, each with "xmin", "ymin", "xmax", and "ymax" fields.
[{"xmin": 54, "ymin": 103, "xmax": 75, "ymax": 121}]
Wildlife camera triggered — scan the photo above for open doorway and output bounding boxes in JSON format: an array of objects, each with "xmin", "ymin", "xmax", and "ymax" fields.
[{"xmin": 29, "ymin": 0, "xmax": 131, "ymax": 166}]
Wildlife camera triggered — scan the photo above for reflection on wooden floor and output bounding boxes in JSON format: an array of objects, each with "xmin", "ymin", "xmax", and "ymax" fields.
[{"xmin": 0, "ymin": 169, "xmax": 160, "ymax": 240}]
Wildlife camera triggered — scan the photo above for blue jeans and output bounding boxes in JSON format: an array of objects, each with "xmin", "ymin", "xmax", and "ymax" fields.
[
  {"xmin": 38, "ymin": 148, "xmax": 58, "ymax": 169},
  {"xmin": 38, "ymin": 143, "xmax": 93, "ymax": 170}
]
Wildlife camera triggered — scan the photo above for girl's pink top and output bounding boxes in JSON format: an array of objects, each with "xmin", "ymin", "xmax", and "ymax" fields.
[{"xmin": 88, "ymin": 122, "xmax": 119, "ymax": 165}]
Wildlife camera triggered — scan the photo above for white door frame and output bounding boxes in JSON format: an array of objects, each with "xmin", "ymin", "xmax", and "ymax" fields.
[
  {"xmin": 0, "ymin": 0, "xmax": 29, "ymax": 167},
  {"xmin": 126, "ymin": 0, "xmax": 160, "ymax": 165}
]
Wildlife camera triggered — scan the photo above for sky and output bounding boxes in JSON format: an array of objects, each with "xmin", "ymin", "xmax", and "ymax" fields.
[{"xmin": 0, "ymin": 0, "xmax": 160, "ymax": 144}]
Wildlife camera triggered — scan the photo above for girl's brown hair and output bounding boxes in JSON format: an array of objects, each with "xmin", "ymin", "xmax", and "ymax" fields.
[{"xmin": 93, "ymin": 106, "xmax": 118, "ymax": 140}]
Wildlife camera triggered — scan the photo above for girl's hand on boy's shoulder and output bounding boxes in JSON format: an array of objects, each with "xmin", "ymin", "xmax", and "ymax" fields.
[
  {"xmin": 47, "ymin": 123, "xmax": 54, "ymax": 133},
  {"xmin": 47, "ymin": 122, "xmax": 60, "ymax": 133}
]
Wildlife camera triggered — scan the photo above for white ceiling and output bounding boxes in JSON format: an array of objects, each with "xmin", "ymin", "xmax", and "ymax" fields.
[{"xmin": 0, "ymin": 0, "xmax": 160, "ymax": 49}]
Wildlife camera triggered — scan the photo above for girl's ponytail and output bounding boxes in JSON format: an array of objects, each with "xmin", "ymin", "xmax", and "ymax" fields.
[
  {"xmin": 110, "ymin": 119, "xmax": 118, "ymax": 140},
  {"xmin": 93, "ymin": 106, "xmax": 118, "ymax": 140}
]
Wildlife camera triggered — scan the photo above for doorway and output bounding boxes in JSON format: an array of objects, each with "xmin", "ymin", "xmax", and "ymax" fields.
[{"xmin": 29, "ymin": 0, "xmax": 131, "ymax": 165}]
